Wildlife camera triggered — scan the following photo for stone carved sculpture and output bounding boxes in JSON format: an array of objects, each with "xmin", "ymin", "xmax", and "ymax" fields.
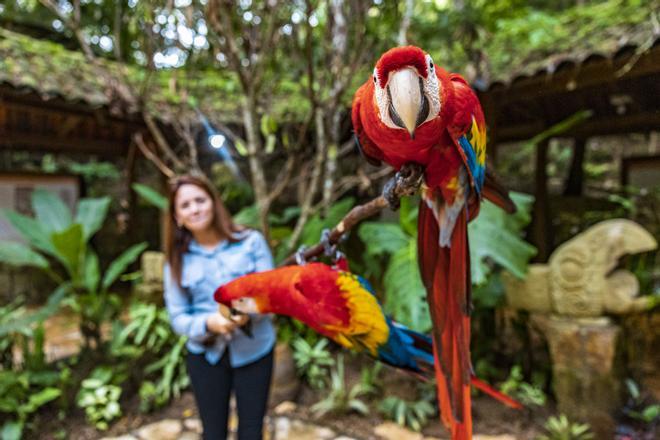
[
  {"xmin": 501, "ymin": 219, "xmax": 658, "ymax": 437},
  {"xmin": 504, "ymin": 219, "xmax": 658, "ymax": 316}
]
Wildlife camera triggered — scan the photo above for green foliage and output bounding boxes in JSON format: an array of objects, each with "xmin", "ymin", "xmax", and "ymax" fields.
[
  {"xmin": 311, "ymin": 355, "xmax": 372, "ymax": 417},
  {"xmin": 132, "ymin": 183, "xmax": 168, "ymax": 211},
  {"xmin": 0, "ymin": 318, "xmax": 66, "ymax": 440},
  {"xmin": 358, "ymin": 192, "xmax": 535, "ymax": 331},
  {"xmin": 76, "ymin": 367, "xmax": 122, "ymax": 431},
  {"xmin": 0, "ymin": 189, "xmax": 147, "ymax": 350},
  {"xmin": 291, "ymin": 338, "xmax": 335, "ymax": 390},
  {"xmin": 358, "ymin": 363, "xmax": 383, "ymax": 397},
  {"xmin": 378, "ymin": 396, "xmax": 435, "ymax": 432},
  {"xmin": 624, "ymin": 379, "xmax": 660, "ymax": 424},
  {"xmin": 469, "ymin": 192, "xmax": 537, "ymax": 284},
  {"xmin": 276, "ymin": 316, "xmax": 320, "ymax": 346},
  {"xmin": 500, "ymin": 365, "xmax": 546, "ymax": 407},
  {"xmin": 0, "ymin": 370, "xmax": 62, "ymax": 440},
  {"xmin": 536, "ymin": 415, "xmax": 594, "ymax": 440},
  {"xmin": 110, "ymin": 302, "xmax": 189, "ymax": 412}
]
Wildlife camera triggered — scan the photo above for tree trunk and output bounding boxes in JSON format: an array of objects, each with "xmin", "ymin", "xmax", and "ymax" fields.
[{"xmin": 242, "ymin": 93, "xmax": 270, "ymax": 238}]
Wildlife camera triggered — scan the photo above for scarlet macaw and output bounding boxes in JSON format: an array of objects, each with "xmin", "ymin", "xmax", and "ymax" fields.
[
  {"xmin": 351, "ymin": 46, "xmax": 514, "ymax": 439},
  {"xmin": 214, "ymin": 262, "xmax": 521, "ymax": 410}
]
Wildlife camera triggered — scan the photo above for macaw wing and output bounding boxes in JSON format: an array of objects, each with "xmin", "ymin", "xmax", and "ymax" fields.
[
  {"xmin": 351, "ymin": 82, "xmax": 386, "ymax": 166},
  {"xmin": 309, "ymin": 269, "xmax": 389, "ymax": 355},
  {"xmin": 447, "ymin": 74, "xmax": 486, "ymax": 196}
]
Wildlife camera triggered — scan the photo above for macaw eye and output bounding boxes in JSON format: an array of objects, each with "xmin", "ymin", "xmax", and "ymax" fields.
[{"xmin": 373, "ymin": 74, "xmax": 377, "ymax": 84}]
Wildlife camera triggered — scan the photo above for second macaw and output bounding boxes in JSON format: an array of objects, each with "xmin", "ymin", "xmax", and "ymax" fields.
[
  {"xmin": 214, "ymin": 262, "xmax": 521, "ymax": 410},
  {"xmin": 352, "ymin": 46, "xmax": 515, "ymax": 439}
]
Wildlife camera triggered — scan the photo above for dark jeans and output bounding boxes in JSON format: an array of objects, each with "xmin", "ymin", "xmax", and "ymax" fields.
[{"xmin": 186, "ymin": 349, "xmax": 274, "ymax": 440}]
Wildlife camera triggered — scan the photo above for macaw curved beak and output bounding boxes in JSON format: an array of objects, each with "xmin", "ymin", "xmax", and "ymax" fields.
[{"xmin": 387, "ymin": 68, "xmax": 429, "ymax": 139}]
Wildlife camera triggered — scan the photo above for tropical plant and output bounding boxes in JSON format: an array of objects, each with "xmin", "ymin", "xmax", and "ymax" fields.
[
  {"xmin": 311, "ymin": 355, "xmax": 372, "ymax": 417},
  {"xmin": 76, "ymin": 367, "xmax": 122, "ymax": 431},
  {"xmin": 0, "ymin": 369, "xmax": 63, "ymax": 440},
  {"xmin": 623, "ymin": 379, "xmax": 660, "ymax": 424},
  {"xmin": 378, "ymin": 395, "xmax": 436, "ymax": 432},
  {"xmin": 132, "ymin": 183, "xmax": 168, "ymax": 211},
  {"xmin": 110, "ymin": 302, "xmax": 189, "ymax": 412},
  {"xmin": 291, "ymin": 337, "xmax": 335, "ymax": 390},
  {"xmin": 0, "ymin": 322, "xmax": 70, "ymax": 440},
  {"xmin": 0, "ymin": 298, "xmax": 74, "ymax": 440},
  {"xmin": 358, "ymin": 363, "xmax": 383, "ymax": 397},
  {"xmin": 0, "ymin": 189, "xmax": 148, "ymax": 349},
  {"xmin": 536, "ymin": 414, "xmax": 594, "ymax": 440},
  {"xmin": 358, "ymin": 192, "xmax": 536, "ymax": 332},
  {"xmin": 499, "ymin": 365, "xmax": 547, "ymax": 407}
]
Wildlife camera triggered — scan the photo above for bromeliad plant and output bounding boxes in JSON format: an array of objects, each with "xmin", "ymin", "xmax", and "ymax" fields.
[
  {"xmin": 310, "ymin": 355, "xmax": 373, "ymax": 417},
  {"xmin": 0, "ymin": 189, "xmax": 147, "ymax": 350},
  {"xmin": 291, "ymin": 337, "xmax": 335, "ymax": 390}
]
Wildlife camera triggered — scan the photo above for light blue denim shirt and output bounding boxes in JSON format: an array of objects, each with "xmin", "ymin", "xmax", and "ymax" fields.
[{"xmin": 163, "ymin": 229, "xmax": 276, "ymax": 367}]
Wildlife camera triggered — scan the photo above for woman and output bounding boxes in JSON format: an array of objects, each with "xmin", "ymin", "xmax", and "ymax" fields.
[{"xmin": 164, "ymin": 175, "xmax": 275, "ymax": 440}]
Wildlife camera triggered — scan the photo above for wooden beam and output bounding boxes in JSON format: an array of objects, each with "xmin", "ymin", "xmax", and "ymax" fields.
[
  {"xmin": 482, "ymin": 45, "xmax": 660, "ymax": 106},
  {"xmin": 0, "ymin": 131, "xmax": 127, "ymax": 155},
  {"xmin": 496, "ymin": 112, "xmax": 660, "ymax": 142}
]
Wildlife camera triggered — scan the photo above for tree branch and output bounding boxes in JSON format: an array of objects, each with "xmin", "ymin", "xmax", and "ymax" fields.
[
  {"xmin": 280, "ymin": 164, "xmax": 422, "ymax": 266},
  {"xmin": 133, "ymin": 133, "xmax": 176, "ymax": 179}
]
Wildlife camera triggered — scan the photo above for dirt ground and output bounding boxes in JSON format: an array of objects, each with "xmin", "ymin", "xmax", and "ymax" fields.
[{"xmin": 33, "ymin": 359, "xmax": 550, "ymax": 440}]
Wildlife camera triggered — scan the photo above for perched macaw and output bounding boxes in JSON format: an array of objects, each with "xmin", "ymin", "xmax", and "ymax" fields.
[
  {"xmin": 351, "ymin": 46, "xmax": 515, "ymax": 439},
  {"xmin": 214, "ymin": 262, "xmax": 521, "ymax": 410}
]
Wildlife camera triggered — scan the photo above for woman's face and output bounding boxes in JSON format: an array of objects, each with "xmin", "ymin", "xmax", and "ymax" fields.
[{"xmin": 174, "ymin": 184, "xmax": 215, "ymax": 234}]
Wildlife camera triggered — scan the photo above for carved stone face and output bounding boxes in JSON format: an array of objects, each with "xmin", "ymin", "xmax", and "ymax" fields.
[{"xmin": 549, "ymin": 219, "xmax": 657, "ymax": 316}]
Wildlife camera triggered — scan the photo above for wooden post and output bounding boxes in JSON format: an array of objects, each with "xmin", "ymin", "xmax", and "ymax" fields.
[
  {"xmin": 532, "ymin": 139, "xmax": 551, "ymax": 262},
  {"xmin": 563, "ymin": 137, "xmax": 587, "ymax": 196}
]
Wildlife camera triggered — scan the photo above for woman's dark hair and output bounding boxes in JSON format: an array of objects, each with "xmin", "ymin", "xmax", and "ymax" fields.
[{"xmin": 165, "ymin": 174, "xmax": 243, "ymax": 286}]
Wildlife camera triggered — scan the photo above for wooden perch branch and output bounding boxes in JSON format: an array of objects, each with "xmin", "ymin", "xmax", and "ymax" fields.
[{"xmin": 280, "ymin": 164, "xmax": 423, "ymax": 266}]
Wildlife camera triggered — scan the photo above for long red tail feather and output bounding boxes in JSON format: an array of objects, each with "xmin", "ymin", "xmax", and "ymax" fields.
[
  {"xmin": 418, "ymin": 200, "xmax": 472, "ymax": 440},
  {"xmin": 470, "ymin": 375, "xmax": 524, "ymax": 410}
]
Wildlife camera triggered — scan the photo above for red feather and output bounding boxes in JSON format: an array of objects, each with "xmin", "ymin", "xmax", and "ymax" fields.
[
  {"xmin": 375, "ymin": 46, "xmax": 429, "ymax": 85},
  {"xmin": 352, "ymin": 45, "xmax": 518, "ymax": 440}
]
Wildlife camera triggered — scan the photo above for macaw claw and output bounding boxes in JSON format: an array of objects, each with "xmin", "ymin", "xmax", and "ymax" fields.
[{"xmin": 382, "ymin": 162, "xmax": 424, "ymax": 210}]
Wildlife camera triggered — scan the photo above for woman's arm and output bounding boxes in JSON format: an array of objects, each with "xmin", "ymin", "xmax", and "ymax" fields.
[{"xmin": 163, "ymin": 264, "xmax": 218, "ymax": 342}]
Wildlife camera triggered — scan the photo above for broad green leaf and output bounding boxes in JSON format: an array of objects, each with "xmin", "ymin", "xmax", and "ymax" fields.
[
  {"xmin": 0, "ymin": 283, "xmax": 70, "ymax": 336},
  {"xmin": 2, "ymin": 210, "xmax": 56, "ymax": 255},
  {"xmin": 1, "ymin": 421, "xmax": 22, "ymax": 440},
  {"xmin": 399, "ymin": 196, "xmax": 419, "ymax": 236},
  {"xmin": 101, "ymin": 242, "xmax": 148, "ymax": 291},
  {"xmin": 469, "ymin": 197, "xmax": 537, "ymax": 284},
  {"xmin": 75, "ymin": 197, "xmax": 111, "ymax": 240},
  {"xmin": 383, "ymin": 239, "xmax": 431, "ymax": 333},
  {"xmin": 32, "ymin": 189, "xmax": 72, "ymax": 232},
  {"xmin": 83, "ymin": 250, "xmax": 100, "ymax": 293},
  {"xmin": 132, "ymin": 183, "xmax": 167, "ymax": 211},
  {"xmin": 233, "ymin": 205, "xmax": 260, "ymax": 228},
  {"xmin": 300, "ymin": 197, "xmax": 354, "ymax": 246},
  {"xmin": 51, "ymin": 224, "xmax": 84, "ymax": 279},
  {"xmin": 0, "ymin": 242, "xmax": 48, "ymax": 268},
  {"xmin": 358, "ymin": 222, "xmax": 408, "ymax": 256},
  {"xmin": 23, "ymin": 387, "xmax": 61, "ymax": 412}
]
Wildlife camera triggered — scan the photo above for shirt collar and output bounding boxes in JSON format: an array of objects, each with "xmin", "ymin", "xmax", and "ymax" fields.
[{"xmin": 188, "ymin": 238, "xmax": 228, "ymax": 256}]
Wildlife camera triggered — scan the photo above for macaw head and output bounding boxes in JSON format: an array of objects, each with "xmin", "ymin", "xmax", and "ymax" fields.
[
  {"xmin": 372, "ymin": 46, "xmax": 442, "ymax": 139},
  {"xmin": 214, "ymin": 275, "xmax": 269, "ymax": 315}
]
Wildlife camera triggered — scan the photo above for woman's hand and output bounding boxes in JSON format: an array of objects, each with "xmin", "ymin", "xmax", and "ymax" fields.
[
  {"xmin": 206, "ymin": 313, "xmax": 237, "ymax": 336},
  {"xmin": 229, "ymin": 313, "xmax": 249, "ymax": 327}
]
